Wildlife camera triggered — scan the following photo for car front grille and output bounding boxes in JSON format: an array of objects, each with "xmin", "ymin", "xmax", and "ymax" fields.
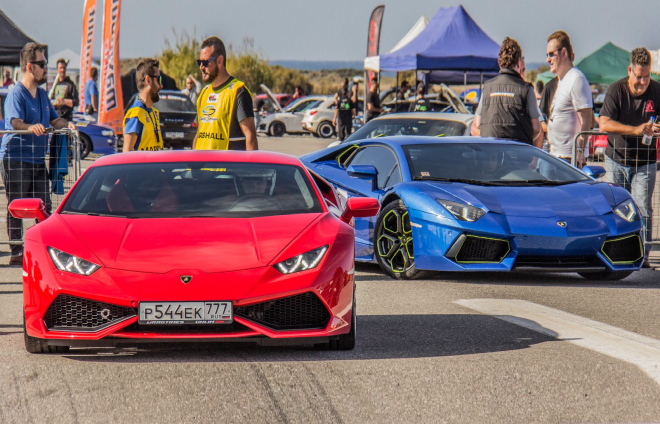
[
  {"xmin": 43, "ymin": 294, "xmax": 137, "ymax": 332},
  {"xmin": 235, "ymin": 292, "xmax": 330, "ymax": 330},
  {"xmin": 120, "ymin": 321, "xmax": 253, "ymax": 335},
  {"xmin": 514, "ymin": 255, "xmax": 603, "ymax": 269},
  {"xmin": 448, "ymin": 235, "xmax": 510, "ymax": 263},
  {"xmin": 601, "ymin": 234, "xmax": 643, "ymax": 264}
]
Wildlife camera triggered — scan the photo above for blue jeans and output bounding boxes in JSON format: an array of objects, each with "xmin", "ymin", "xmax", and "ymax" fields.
[{"xmin": 604, "ymin": 155, "xmax": 657, "ymax": 258}]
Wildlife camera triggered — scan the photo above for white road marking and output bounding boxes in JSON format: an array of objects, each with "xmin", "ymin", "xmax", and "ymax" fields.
[{"xmin": 455, "ymin": 299, "xmax": 660, "ymax": 386}]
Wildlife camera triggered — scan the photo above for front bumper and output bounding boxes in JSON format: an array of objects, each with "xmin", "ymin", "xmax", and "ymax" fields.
[
  {"xmin": 23, "ymin": 241, "xmax": 355, "ymax": 344},
  {"xmin": 408, "ymin": 208, "xmax": 644, "ymax": 273}
]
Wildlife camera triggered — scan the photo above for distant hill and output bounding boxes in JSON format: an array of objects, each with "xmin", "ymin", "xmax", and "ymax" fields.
[{"xmin": 271, "ymin": 60, "xmax": 364, "ymax": 71}]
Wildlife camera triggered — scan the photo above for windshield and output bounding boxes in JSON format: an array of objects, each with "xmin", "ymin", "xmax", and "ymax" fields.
[
  {"xmin": 345, "ymin": 118, "xmax": 467, "ymax": 143},
  {"xmin": 153, "ymin": 93, "xmax": 196, "ymax": 113},
  {"xmin": 285, "ymin": 98, "xmax": 322, "ymax": 113},
  {"xmin": 402, "ymin": 143, "xmax": 591, "ymax": 185},
  {"xmin": 61, "ymin": 162, "xmax": 323, "ymax": 218}
]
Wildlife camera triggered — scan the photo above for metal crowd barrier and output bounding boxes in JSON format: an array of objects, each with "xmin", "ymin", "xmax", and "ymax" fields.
[
  {"xmin": 0, "ymin": 129, "xmax": 82, "ymax": 246},
  {"xmin": 571, "ymin": 130, "xmax": 659, "ymax": 250}
]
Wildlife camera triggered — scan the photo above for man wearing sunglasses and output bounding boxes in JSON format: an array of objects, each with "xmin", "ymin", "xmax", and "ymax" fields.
[
  {"xmin": 122, "ymin": 58, "xmax": 164, "ymax": 152},
  {"xmin": 193, "ymin": 36, "xmax": 258, "ymax": 151},
  {"xmin": 545, "ymin": 31, "xmax": 592, "ymax": 168},
  {"xmin": 0, "ymin": 42, "xmax": 76, "ymax": 264},
  {"xmin": 599, "ymin": 48, "xmax": 660, "ymax": 266}
]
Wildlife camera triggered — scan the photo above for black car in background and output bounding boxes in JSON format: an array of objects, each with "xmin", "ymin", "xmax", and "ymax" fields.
[{"xmin": 126, "ymin": 90, "xmax": 197, "ymax": 149}]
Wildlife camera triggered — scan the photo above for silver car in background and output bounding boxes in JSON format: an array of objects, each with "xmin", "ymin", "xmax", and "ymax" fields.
[
  {"xmin": 301, "ymin": 97, "xmax": 364, "ymax": 139},
  {"xmin": 327, "ymin": 112, "xmax": 474, "ymax": 147}
]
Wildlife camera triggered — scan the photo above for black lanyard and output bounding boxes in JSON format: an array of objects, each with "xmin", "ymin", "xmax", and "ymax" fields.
[{"xmin": 139, "ymin": 97, "xmax": 161, "ymax": 142}]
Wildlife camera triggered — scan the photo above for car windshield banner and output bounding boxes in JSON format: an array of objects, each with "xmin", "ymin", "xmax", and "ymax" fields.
[
  {"xmin": 366, "ymin": 5, "xmax": 385, "ymax": 91},
  {"xmin": 79, "ymin": 0, "xmax": 97, "ymax": 113},
  {"xmin": 99, "ymin": 0, "xmax": 124, "ymax": 134}
]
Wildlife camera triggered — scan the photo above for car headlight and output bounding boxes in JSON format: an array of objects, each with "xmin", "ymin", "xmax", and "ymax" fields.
[
  {"xmin": 47, "ymin": 247, "xmax": 100, "ymax": 275},
  {"xmin": 274, "ymin": 246, "xmax": 328, "ymax": 274},
  {"xmin": 101, "ymin": 129, "xmax": 114, "ymax": 136},
  {"xmin": 613, "ymin": 199, "xmax": 639, "ymax": 222},
  {"xmin": 437, "ymin": 199, "xmax": 486, "ymax": 222}
]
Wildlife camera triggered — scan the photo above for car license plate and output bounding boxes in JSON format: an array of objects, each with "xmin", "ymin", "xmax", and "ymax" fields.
[
  {"xmin": 167, "ymin": 132, "xmax": 185, "ymax": 139},
  {"xmin": 139, "ymin": 301, "xmax": 232, "ymax": 324}
]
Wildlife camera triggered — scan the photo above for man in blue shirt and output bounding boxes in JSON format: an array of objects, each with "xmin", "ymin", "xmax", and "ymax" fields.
[
  {"xmin": 1, "ymin": 42, "xmax": 76, "ymax": 264},
  {"xmin": 84, "ymin": 67, "xmax": 99, "ymax": 118}
]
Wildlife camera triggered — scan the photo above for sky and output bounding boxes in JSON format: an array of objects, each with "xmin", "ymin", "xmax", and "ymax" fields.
[{"xmin": 1, "ymin": 0, "xmax": 660, "ymax": 65}]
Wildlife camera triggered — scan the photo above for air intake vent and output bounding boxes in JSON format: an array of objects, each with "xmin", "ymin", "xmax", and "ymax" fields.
[
  {"xmin": 43, "ymin": 294, "xmax": 136, "ymax": 332},
  {"xmin": 447, "ymin": 235, "xmax": 510, "ymax": 263},
  {"xmin": 235, "ymin": 292, "xmax": 330, "ymax": 330},
  {"xmin": 601, "ymin": 234, "xmax": 643, "ymax": 264}
]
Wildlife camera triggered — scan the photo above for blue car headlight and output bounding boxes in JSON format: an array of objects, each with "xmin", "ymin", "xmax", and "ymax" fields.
[
  {"xmin": 274, "ymin": 246, "xmax": 328, "ymax": 274},
  {"xmin": 437, "ymin": 199, "xmax": 486, "ymax": 222},
  {"xmin": 613, "ymin": 199, "xmax": 639, "ymax": 222},
  {"xmin": 101, "ymin": 129, "xmax": 115, "ymax": 137},
  {"xmin": 47, "ymin": 247, "xmax": 100, "ymax": 275}
]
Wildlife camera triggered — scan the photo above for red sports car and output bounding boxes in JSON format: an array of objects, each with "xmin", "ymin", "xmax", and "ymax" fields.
[{"xmin": 10, "ymin": 150, "xmax": 379, "ymax": 353}]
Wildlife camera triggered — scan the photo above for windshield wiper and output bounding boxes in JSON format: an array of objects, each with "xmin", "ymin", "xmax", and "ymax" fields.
[
  {"xmin": 488, "ymin": 179, "xmax": 583, "ymax": 186},
  {"xmin": 61, "ymin": 211, "xmax": 127, "ymax": 218},
  {"xmin": 413, "ymin": 176, "xmax": 504, "ymax": 186}
]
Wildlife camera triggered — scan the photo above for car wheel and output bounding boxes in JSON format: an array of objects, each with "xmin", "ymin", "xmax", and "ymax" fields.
[
  {"xmin": 79, "ymin": 133, "xmax": 93, "ymax": 159},
  {"xmin": 375, "ymin": 200, "xmax": 432, "ymax": 280},
  {"xmin": 24, "ymin": 315, "xmax": 69, "ymax": 354},
  {"xmin": 578, "ymin": 270, "xmax": 634, "ymax": 281},
  {"xmin": 270, "ymin": 121, "xmax": 285, "ymax": 137},
  {"xmin": 317, "ymin": 121, "xmax": 334, "ymax": 139}
]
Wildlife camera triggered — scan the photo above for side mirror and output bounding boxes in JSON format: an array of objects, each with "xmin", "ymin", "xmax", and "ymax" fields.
[
  {"xmin": 582, "ymin": 165, "xmax": 606, "ymax": 179},
  {"xmin": 341, "ymin": 197, "xmax": 380, "ymax": 224},
  {"xmin": 347, "ymin": 164, "xmax": 378, "ymax": 190},
  {"xmin": 9, "ymin": 198, "xmax": 49, "ymax": 222}
]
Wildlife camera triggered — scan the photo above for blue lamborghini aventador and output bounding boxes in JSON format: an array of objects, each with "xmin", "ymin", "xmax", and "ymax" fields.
[{"xmin": 301, "ymin": 137, "xmax": 644, "ymax": 281}]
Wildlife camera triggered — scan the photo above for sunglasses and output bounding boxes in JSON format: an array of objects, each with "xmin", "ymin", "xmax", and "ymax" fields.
[
  {"xmin": 197, "ymin": 55, "xmax": 218, "ymax": 68},
  {"xmin": 149, "ymin": 74, "xmax": 163, "ymax": 85},
  {"xmin": 30, "ymin": 60, "xmax": 47, "ymax": 69},
  {"xmin": 546, "ymin": 49, "xmax": 562, "ymax": 59}
]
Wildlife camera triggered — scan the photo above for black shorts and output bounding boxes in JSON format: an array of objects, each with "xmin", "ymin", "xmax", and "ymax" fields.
[{"xmin": 337, "ymin": 120, "xmax": 352, "ymax": 141}]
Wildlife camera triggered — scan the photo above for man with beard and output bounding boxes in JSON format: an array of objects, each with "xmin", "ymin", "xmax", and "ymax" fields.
[
  {"xmin": 122, "ymin": 58, "xmax": 164, "ymax": 152},
  {"xmin": 193, "ymin": 36, "xmax": 258, "ymax": 151},
  {"xmin": 1, "ymin": 42, "xmax": 76, "ymax": 264},
  {"xmin": 49, "ymin": 58, "xmax": 79, "ymax": 121}
]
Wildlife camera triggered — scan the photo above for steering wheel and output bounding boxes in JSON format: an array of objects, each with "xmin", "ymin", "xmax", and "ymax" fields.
[{"xmin": 229, "ymin": 194, "xmax": 282, "ymax": 210}]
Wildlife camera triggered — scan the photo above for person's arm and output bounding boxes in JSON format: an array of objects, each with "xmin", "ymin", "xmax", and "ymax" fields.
[
  {"xmin": 69, "ymin": 83, "xmax": 79, "ymax": 108},
  {"xmin": 11, "ymin": 118, "xmax": 46, "ymax": 135},
  {"xmin": 189, "ymin": 74, "xmax": 202, "ymax": 92},
  {"xmin": 50, "ymin": 117, "xmax": 76, "ymax": 130},
  {"xmin": 239, "ymin": 118, "xmax": 258, "ymax": 150},
  {"xmin": 531, "ymin": 118, "xmax": 542, "ymax": 148},
  {"xmin": 599, "ymin": 116, "xmax": 654, "ymax": 136},
  {"xmin": 333, "ymin": 106, "xmax": 339, "ymax": 126},
  {"xmin": 470, "ymin": 115, "xmax": 481, "ymax": 136},
  {"xmin": 123, "ymin": 133, "xmax": 138, "ymax": 152}
]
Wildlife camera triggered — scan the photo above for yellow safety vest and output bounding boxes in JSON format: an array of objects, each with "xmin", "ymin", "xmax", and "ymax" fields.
[
  {"xmin": 195, "ymin": 78, "xmax": 250, "ymax": 150},
  {"xmin": 122, "ymin": 100, "xmax": 163, "ymax": 151}
]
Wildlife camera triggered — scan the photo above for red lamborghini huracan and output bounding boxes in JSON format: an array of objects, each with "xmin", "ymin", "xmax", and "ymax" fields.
[{"xmin": 10, "ymin": 150, "xmax": 379, "ymax": 353}]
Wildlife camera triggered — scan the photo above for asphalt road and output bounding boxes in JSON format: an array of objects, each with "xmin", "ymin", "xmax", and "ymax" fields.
[{"xmin": 2, "ymin": 134, "xmax": 660, "ymax": 423}]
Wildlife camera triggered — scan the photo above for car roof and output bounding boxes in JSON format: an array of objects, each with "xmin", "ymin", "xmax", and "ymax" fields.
[
  {"xmin": 369, "ymin": 112, "xmax": 474, "ymax": 124},
  {"xmin": 356, "ymin": 135, "xmax": 529, "ymax": 147},
  {"xmin": 159, "ymin": 90, "xmax": 188, "ymax": 95},
  {"xmin": 90, "ymin": 150, "xmax": 304, "ymax": 168}
]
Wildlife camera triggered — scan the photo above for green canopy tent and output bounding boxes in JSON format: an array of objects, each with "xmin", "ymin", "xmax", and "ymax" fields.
[{"xmin": 536, "ymin": 42, "xmax": 660, "ymax": 85}]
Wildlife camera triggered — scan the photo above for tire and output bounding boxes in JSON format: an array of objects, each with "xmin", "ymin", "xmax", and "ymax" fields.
[
  {"xmin": 374, "ymin": 200, "xmax": 433, "ymax": 280},
  {"xmin": 24, "ymin": 316, "xmax": 69, "ymax": 354},
  {"xmin": 578, "ymin": 270, "xmax": 634, "ymax": 281},
  {"xmin": 80, "ymin": 133, "xmax": 93, "ymax": 160},
  {"xmin": 270, "ymin": 121, "xmax": 286, "ymax": 137},
  {"xmin": 317, "ymin": 121, "xmax": 335, "ymax": 139}
]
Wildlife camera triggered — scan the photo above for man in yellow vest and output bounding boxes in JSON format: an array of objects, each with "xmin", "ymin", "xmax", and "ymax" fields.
[
  {"xmin": 193, "ymin": 36, "xmax": 258, "ymax": 151},
  {"xmin": 122, "ymin": 58, "xmax": 164, "ymax": 151}
]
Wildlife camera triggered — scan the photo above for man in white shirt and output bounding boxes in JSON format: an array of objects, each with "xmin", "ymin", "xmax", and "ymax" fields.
[{"xmin": 546, "ymin": 31, "xmax": 592, "ymax": 168}]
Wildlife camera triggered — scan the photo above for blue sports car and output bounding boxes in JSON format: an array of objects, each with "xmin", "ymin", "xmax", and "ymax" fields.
[{"xmin": 301, "ymin": 137, "xmax": 644, "ymax": 281}]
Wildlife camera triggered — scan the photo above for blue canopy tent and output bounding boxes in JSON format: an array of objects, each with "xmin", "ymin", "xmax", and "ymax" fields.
[
  {"xmin": 379, "ymin": 5, "xmax": 500, "ymax": 72},
  {"xmin": 379, "ymin": 5, "xmax": 500, "ymax": 103}
]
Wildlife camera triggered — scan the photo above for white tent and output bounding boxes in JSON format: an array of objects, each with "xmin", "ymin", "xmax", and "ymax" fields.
[{"xmin": 364, "ymin": 16, "xmax": 429, "ymax": 72}]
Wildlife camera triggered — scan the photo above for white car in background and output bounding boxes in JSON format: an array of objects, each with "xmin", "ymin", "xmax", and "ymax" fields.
[
  {"xmin": 301, "ymin": 97, "xmax": 364, "ymax": 139},
  {"xmin": 257, "ymin": 84, "xmax": 325, "ymax": 136}
]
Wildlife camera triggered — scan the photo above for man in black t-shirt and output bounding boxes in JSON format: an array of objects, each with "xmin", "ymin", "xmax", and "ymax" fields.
[
  {"xmin": 366, "ymin": 77, "xmax": 382, "ymax": 122},
  {"xmin": 409, "ymin": 83, "xmax": 433, "ymax": 112},
  {"xmin": 599, "ymin": 47, "xmax": 660, "ymax": 262},
  {"xmin": 393, "ymin": 80, "xmax": 410, "ymax": 113},
  {"xmin": 333, "ymin": 78, "xmax": 356, "ymax": 141}
]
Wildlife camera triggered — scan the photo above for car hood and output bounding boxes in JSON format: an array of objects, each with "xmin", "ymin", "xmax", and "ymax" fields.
[
  {"xmin": 260, "ymin": 84, "xmax": 282, "ymax": 113},
  {"xmin": 425, "ymin": 181, "xmax": 615, "ymax": 218},
  {"xmin": 58, "ymin": 213, "xmax": 321, "ymax": 273}
]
